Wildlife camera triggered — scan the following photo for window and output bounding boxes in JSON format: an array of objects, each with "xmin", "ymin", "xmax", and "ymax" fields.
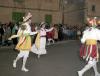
[
  {"xmin": 45, "ymin": 14, "xmax": 52, "ymax": 25},
  {"xmin": 12, "ymin": 12, "xmax": 25, "ymax": 22},
  {"xmin": 91, "ymin": 5, "xmax": 96, "ymax": 12}
]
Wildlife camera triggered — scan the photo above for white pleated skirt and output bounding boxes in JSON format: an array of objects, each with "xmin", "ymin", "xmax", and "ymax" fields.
[{"xmin": 31, "ymin": 37, "xmax": 47, "ymax": 55}]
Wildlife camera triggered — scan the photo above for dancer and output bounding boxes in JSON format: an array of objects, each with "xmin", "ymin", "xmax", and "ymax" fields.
[
  {"xmin": 78, "ymin": 17, "xmax": 100, "ymax": 76},
  {"xmin": 9, "ymin": 12, "xmax": 37, "ymax": 72},
  {"xmin": 31, "ymin": 22, "xmax": 54, "ymax": 58}
]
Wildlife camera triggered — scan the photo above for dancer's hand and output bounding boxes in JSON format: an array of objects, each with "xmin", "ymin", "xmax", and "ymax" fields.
[
  {"xmin": 97, "ymin": 58, "xmax": 99, "ymax": 62},
  {"xmin": 86, "ymin": 57, "xmax": 89, "ymax": 61},
  {"xmin": 97, "ymin": 53, "xmax": 99, "ymax": 62},
  {"xmin": 82, "ymin": 56, "xmax": 85, "ymax": 59},
  {"xmin": 96, "ymin": 56, "xmax": 99, "ymax": 62},
  {"xmin": 8, "ymin": 37, "xmax": 12, "ymax": 40}
]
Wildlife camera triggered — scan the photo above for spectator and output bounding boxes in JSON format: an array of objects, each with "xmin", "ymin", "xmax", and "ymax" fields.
[
  {"xmin": 53, "ymin": 24, "xmax": 58, "ymax": 42},
  {"xmin": 0, "ymin": 24, "xmax": 4, "ymax": 45}
]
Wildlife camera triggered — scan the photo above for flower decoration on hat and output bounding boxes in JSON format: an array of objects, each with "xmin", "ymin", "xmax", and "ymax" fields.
[{"xmin": 87, "ymin": 17, "xmax": 97, "ymax": 27}]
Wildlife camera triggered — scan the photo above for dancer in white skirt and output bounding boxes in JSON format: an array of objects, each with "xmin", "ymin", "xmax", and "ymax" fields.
[{"xmin": 31, "ymin": 22, "xmax": 54, "ymax": 58}]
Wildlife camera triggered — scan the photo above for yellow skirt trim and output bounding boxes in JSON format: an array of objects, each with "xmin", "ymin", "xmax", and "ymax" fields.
[{"xmin": 86, "ymin": 39, "xmax": 97, "ymax": 45}]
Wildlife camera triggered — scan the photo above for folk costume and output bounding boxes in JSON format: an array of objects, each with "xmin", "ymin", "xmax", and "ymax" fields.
[
  {"xmin": 31, "ymin": 22, "xmax": 53, "ymax": 58},
  {"xmin": 78, "ymin": 17, "xmax": 100, "ymax": 76},
  {"xmin": 9, "ymin": 12, "xmax": 37, "ymax": 72}
]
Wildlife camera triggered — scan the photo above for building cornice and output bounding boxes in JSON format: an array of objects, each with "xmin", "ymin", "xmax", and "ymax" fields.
[{"xmin": 0, "ymin": 5, "xmax": 60, "ymax": 12}]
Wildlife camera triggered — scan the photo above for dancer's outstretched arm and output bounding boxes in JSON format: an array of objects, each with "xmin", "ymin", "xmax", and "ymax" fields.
[
  {"xmin": 46, "ymin": 27, "xmax": 54, "ymax": 32},
  {"xmin": 30, "ymin": 31, "xmax": 37, "ymax": 35},
  {"xmin": 8, "ymin": 34, "xmax": 20, "ymax": 40}
]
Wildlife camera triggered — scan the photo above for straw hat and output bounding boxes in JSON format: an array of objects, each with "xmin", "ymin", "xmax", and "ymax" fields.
[
  {"xmin": 23, "ymin": 12, "xmax": 32, "ymax": 22},
  {"xmin": 40, "ymin": 22, "xmax": 46, "ymax": 27}
]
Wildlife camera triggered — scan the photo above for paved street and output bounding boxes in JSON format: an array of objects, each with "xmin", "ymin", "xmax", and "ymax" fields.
[{"xmin": 0, "ymin": 40, "xmax": 100, "ymax": 76}]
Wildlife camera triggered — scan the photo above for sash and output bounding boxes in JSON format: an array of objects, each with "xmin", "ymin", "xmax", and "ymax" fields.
[{"xmin": 35, "ymin": 33, "xmax": 40, "ymax": 49}]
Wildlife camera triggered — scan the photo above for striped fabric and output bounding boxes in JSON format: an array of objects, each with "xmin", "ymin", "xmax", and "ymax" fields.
[{"xmin": 80, "ymin": 44, "xmax": 97, "ymax": 59}]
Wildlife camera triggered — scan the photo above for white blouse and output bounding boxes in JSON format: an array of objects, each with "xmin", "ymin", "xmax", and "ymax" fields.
[{"xmin": 81, "ymin": 27, "xmax": 100, "ymax": 43}]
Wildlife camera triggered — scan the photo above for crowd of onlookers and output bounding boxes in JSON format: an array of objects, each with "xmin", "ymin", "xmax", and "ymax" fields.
[
  {"xmin": 0, "ymin": 22, "xmax": 19, "ymax": 46},
  {"xmin": 0, "ymin": 21, "xmax": 86, "ymax": 46}
]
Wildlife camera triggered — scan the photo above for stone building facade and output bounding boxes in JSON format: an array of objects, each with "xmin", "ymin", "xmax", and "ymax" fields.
[
  {"xmin": 0, "ymin": 0, "xmax": 62, "ymax": 24},
  {"xmin": 0, "ymin": 0, "xmax": 100, "ymax": 26},
  {"xmin": 63, "ymin": 0, "xmax": 100, "ymax": 26},
  {"xmin": 84, "ymin": 0, "xmax": 100, "ymax": 22}
]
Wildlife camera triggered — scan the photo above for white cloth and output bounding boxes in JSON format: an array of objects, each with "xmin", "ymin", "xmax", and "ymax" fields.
[
  {"xmin": 88, "ymin": 57, "xmax": 97, "ymax": 65},
  {"xmin": 81, "ymin": 27, "xmax": 100, "ymax": 43},
  {"xmin": 18, "ymin": 51, "xmax": 29, "ymax": 58},
  {"xmin": 31, "ymin": 37, "xmax": 47, "ymax": 55}
]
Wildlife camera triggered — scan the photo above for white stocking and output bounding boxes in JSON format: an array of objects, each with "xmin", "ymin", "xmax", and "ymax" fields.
[
  {"xmin": 38, "ymin": 54, "xmax": 40, "ymax": 58},
  {"xmin": 78, "ymin": 61, "xmax": 93, "ymax": 76},
  {"xmin": 93, "ymin": 63, "xmax": 100, "ymax": 76},
  {"xmin": 13, "ymin": 56, "xmax": 21, "ymax": 68},
  {"xmin": 21, "ymin": 57, "xmax": 29, "ymax": 72}
]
